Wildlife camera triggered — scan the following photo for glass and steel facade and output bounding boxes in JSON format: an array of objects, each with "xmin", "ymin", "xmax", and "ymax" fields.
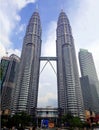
[
  {"xmin": 56, "ymin": 11, "xmax": 84, "ymax": 119},
  {"xmin": 1, "ymin": 57, "xmax": 10, "ymax": 93},
  {"xmin": 1, "ymin": 54, "xmax": 20, "ymax": 111},
  {"xmin": 12, "ymin": 11, "xmax": 42, "ymax": 115},
  {"xmin": 80, "ymin": 76, "xmax": 93, "ymax": 111},
  {"xmin": 79, "ymin": 49, "xmax": 99, "ymax": 114}
]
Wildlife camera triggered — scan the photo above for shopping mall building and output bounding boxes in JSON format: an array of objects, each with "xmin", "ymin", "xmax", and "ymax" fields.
[{"xmin": 36, "ymin": 107, "xmax": 60, "ymax": 127}]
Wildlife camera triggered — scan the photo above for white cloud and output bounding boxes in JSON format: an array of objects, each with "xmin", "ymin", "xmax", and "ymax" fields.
[
  {"xmin": 0, "ymin": 44, "xmax": 21, "ymax": 60},
  {"xmin": 38, "ymin": 92, "xmax": 57, "ymax": 107},
  {"xmin": 38, "ymin": 60, "xmax": 57, "ymax": 107},
  {"xmin": 15, "ymin": 24, "xmax": 26, "ymax": 35},
  {"xmin": 41, "ymin": 21, "xmax": 57, "ymax": 56},
  {"xmin": 0, "ymin": 44, "xmax": 6, "ymax": 58},
  {"xmin": 0, "ymin": 0, "xmax": 36, "ymax": 59},
  {"xmin": 13, "ymin": 0, "xmax": 36, "ymax": 10},
  {"xmin": 7, "ymin": 48, "xmax": 21, "ymax": 58},
  {"xmin": 38, "ymin": 21, "xmax": 58, "ymax": 107}
]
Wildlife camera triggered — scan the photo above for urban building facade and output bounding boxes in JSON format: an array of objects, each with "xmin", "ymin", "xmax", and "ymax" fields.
[
  {"xmin": 36, "ymin": 107, "xmax": 58, "ymax": 127},
  {"xmin": 56, "ymin": 10, "xmax": 84, "ymax": 119},
  {"xmin": 1, "ymin": 54, "xmax": 20, "ymax": 111},
  {"xmin": 12, "ymin": 11, "xmax": 42, "ymax": 115},
  {"xmin": 79, "ymin": 49, "xmax": 99, "ymax": 114},
  {"xmin": 1, "ymin": 56, "xmax": 10, "ymax": 93},
  {"xmin": 36, "ymin": 107, "xmax": 58, "ymax": 118},
  {"xmin": 80, "ymin": 76, "xmax": 94, "ymax": 111},
  {"xmin": 11, "ymin": 10, "xmax": 85, "ymax": 120}
]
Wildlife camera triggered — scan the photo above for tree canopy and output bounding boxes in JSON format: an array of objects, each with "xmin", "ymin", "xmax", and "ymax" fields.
[
  {"xmin": 1, "ymin": 111, "xmax": 33, "ymax": 129},
  {"xmin": 61, "ymin": 113, "xmax": 83, "ymax": 128}
]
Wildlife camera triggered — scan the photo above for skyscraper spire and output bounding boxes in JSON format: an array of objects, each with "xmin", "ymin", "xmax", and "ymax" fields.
[
  {"xmin": 12, "ymin": 10, "xmax": 42, "ymax": 115},
  {"xmin": 56, "ymin": 10, "xmax": 84, "ymax": 120},
  {"xmin": 36, "ymin": 4, "xmax": 38, "ymax": 12},
  {"xmin": 60, "ymin": 3, "xmax": 64, "ymax": 12},
  {"xmin": 61, "ymin": 9, "xmax": 64, "ymax": 12}
]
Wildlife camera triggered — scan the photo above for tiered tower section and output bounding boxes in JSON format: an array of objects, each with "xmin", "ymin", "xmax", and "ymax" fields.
[
  {"xmin": 56, "ymin": 10, "xmax": 84, "ymax": 119},
  {"xmin": 13, "ymin": 11, "xmax": 42, "ymax": 115}
]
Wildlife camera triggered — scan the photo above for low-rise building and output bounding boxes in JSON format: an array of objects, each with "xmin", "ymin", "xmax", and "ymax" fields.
[{"xmin": 36, "ymin": 106, "xmax": 58, "ymax": 127}]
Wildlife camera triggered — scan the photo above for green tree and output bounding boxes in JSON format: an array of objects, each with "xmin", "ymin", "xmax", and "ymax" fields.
[
  {"xmin": 1, "ymin": 114, "xmax": 11, "ymax": 128},
  {"xmin": 61, "ymin": 112, "xmax": 73, "ymax": 126},
  {"xmin": 11, "ymin": 111, "xmax": 32, "ymax": 128},
  {"xmin": 71, "ymin": 116, "xmax": 83, "ymax": 128},
  {"xmin": 1, "ymin": 111, "xmax": 33, "ymax": 129},
  {"xmin": 61, "ymin": 113, "xmax": 83, "ymax": 128}
]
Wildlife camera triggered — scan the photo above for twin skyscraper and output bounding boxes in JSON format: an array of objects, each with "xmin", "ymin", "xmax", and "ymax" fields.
[{"xmin": 11, "ymin": 10, "xmax": 85, "ymax": 119}]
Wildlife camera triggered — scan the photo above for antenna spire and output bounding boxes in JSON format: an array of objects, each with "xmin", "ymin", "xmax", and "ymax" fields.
[
  {"xmin": 61, "ymin": 9, "xmax": 64, "ymax": 12},
  {"xmin": 36, "ymin": 4, "xmax": 38, "ymax": 12},
  {"xmin": 61, "ymin": 4, "xmax": 64, "ymax": 12}
]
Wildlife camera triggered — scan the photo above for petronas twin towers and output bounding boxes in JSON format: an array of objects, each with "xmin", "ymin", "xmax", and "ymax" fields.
[{"xmin": 13, "ymin": 10, "xmax": 84, "ymax": 119}]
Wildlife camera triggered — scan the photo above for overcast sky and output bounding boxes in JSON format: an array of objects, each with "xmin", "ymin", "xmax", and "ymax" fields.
[{"xmin": 0, "ymin": 0, "xmax": 99, "ymax": 107}]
